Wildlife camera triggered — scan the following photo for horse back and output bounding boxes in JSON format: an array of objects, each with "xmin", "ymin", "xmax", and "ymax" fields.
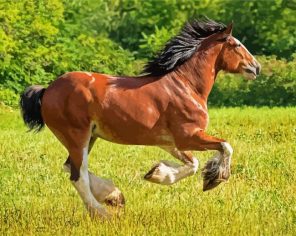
[{"xmin": 41, "ymin": 71, "xmax": 173, "ymax": 146}]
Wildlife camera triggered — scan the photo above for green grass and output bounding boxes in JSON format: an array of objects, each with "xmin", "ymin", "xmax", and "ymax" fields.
[{"xmin": 0, "ymin": 105, "xmax": 295, "ymax": 235}]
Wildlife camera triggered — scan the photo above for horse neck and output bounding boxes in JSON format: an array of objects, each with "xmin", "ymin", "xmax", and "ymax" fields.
[{"xmin": 169, "ymin": 44, "xmax": 222, "ymax": 100}]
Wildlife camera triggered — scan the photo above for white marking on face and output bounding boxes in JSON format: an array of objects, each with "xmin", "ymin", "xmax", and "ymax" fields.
[
  {"xmin": 233, "ymin": 37, "xmax": 259, "ymax": 80},
  {"xmin": 233, "ymin": 37, "xmax": 255, "ymax": 61}
]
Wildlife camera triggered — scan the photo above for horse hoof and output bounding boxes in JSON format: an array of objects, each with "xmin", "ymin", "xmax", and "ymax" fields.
[
  {"xmin": 201, "ymin": 154, "xmax": 230, "ymax": 191},
  {"xmin": 202, "ymin": 171, "xmax": 229, "ymax": 191},
  {"xmin": 144, "ymin": 163, "xmax": 159, "ymax": 180},
  {"xmin": 203, "ymin": 178, "xmax": 224, "ymax": 191},
  {"xmin": 104, "ymin": 187, "xmax": 125, "ymax": 207},
  {"xmin": 144, "ymin": 162, "xmax": 177, "ymax": 185}
]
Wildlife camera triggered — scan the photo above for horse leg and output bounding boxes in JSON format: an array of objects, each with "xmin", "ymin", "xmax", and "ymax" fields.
[
  {"xmin": 63, "ymin": 136, "xmax": 96, "ymax": 171},
  {"xmin": 66, "ymin": 134, "xmax": 112, "ymax": 218},
  {"xmin": 64, "ymin": 136, "xmax": 125, "ymax": 207},
  {"xmin": 179, "ymin": 131, "xmax": 233, "ymax": 191},
  {"xmin": 144, "ymin": 147, "xmax": 199, "ymax": 185}
]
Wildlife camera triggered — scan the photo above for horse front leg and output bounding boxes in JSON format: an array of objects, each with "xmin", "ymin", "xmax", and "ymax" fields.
[
  {"xmin": 144, "ymin": 148, "xmax": 199, "ymax": 185},
  {"xmin": 176, "ymin": 131, "xmax": 233, "ymax": 191}
]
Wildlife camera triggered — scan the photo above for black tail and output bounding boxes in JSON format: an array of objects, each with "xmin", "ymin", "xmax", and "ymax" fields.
[{"xmin": 20, "ymin": 85, "xmax": 46, "ymax": 132}]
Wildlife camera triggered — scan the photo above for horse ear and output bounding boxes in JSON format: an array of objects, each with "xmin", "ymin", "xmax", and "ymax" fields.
[{"xmin": 223, "ymin": 22, "xmax": 233, "ymax": 35}]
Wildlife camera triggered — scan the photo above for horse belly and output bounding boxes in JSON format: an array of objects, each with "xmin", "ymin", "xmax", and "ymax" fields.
[{"xmin": 91, "ymin": 111, "xmax": 173, "ymax": 146}]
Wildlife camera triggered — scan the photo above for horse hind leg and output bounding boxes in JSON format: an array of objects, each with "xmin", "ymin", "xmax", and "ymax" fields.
[
  {"xmin": 144, "ymin": 147, "xmax": 199, "ymax": 185},
  {"xmin": 63, "ymin": 162, "xmax": 125, "ymax": 208},
  {"xmin": 64, "ymin": 136, "xmax": 125, "ymax": 208},
  {"xmin": 89, "ymin": 172, "xmax": 125, "ymax": 207},
  {"xmin": 63, "ymin": 136, "xmax": 97, "ymax": 172},
  {"xmin": 67, "ymin": 137, "xmax": 111, "ymax": 218}
]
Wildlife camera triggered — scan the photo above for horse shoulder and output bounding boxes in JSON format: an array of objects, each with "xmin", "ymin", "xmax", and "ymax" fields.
[
  {"xmin": 103, "ymin": 87, "xmax": 163, "ymax": 129},
  {"xmin": 166, "ymin": 88, "xmax": 209, "ymax": 139}
]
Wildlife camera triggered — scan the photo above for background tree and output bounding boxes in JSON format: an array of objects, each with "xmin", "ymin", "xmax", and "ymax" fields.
[{"xmin": 0, "ymin": 0, "xmax": 295, "ymax": 106}]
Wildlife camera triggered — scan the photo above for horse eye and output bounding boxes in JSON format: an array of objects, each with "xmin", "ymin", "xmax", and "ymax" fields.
[{"xmin": 236, "ymin": 44, "xmax": 241, "ymax": 48}]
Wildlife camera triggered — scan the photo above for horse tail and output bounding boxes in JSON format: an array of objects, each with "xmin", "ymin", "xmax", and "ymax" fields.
[{"xmin": 20, "ymin": 85, "xmax": 46, "ymax": 132}]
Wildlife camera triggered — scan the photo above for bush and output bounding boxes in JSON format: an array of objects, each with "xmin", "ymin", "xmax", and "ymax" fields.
[
  {"xmin": 0, "ymin": 0, "xmax": 295, "ymax": 107},
  {"xmin": 0, "ymin": 86, "xmax": 18, "ymax": 107},
  {"xmin": 0, "ymin": 0, "xmax": 140, "ymax": 100}
]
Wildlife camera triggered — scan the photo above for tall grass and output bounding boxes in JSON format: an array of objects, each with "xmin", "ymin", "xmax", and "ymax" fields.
[{"xmin": 0, "ymin": 106, "xmax": 295, "ymax": 235}]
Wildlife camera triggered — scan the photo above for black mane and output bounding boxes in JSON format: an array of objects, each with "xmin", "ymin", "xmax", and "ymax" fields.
[{"xmin": 143, "ymin": 18, "xmax": 226, "ymax": 76}]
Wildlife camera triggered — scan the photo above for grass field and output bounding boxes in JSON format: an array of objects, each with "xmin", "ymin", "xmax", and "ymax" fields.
[{"xmin": 0, "ymin": 105, "xmax": 295, "ymax": 235}]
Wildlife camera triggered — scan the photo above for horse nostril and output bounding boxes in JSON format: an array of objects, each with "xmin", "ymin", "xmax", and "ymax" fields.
[
  {"xmin": 256, "ymin": 65, "xmax": 261, "ymax": 75},
  {"xmin": 245, "ymin": 68, "xmax": 253, "ymax": 74}
]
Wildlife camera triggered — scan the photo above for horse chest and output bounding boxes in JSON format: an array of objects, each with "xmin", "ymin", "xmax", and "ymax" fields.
[{"xmin": 176, "ymin": 92, "xmax": 209, "ymax": 127}]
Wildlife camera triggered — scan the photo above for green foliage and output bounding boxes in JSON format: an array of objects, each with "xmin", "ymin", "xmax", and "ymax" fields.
[
  {"xmin": 0, "ymin": 0, "xmax": 295, "ymax": 106},
  {"xmin": 140, "ymin": 26, "xmax": 177, "ymax": 58},
  {"xmin": 0, "ymin": 86, "xmax": 18, "ymax": 106},
  {"xmin": 109, "ymin": 0, "xmax": 296, "ymax": 59},
  {"xmin": 0, "ymin": 0, "xmax": 140, "ymax": 97},
  {"xmin": 209, "ymin": 56, "xmax": 296, "ymax": 106},
  {"xmin": 220, "ymin": 0, "xmax": 296, "ymax": 59},
  {"xmin": 108, "ymin": 0, "xmax": 188, "ymax": 53}
]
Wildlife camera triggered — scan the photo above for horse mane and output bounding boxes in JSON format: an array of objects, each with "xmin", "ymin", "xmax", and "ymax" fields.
[{"xmin": 142, "ymin": 18, "xmax": 226, "ymax": 76}]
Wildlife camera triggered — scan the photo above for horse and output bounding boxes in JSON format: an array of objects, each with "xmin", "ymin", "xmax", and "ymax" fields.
[{"xmin": 20, "ymin": 18, "xmax": 261, "ymax": 218}]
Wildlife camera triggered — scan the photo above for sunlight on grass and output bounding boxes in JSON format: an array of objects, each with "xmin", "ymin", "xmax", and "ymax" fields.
[{"xmin": 0, "ymin": 106, "xmax": 295, "ymax": 235}]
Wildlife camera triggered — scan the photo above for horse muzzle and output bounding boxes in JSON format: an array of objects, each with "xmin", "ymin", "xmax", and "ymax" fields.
[{"xmin": 242, "ymin": 61, "xmax": 261, "ymax": 80}]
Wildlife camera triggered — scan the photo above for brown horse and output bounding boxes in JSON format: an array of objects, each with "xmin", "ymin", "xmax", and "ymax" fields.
[{"xmin": 20, "ymin": 19, "xmax": 261, "ymax": 218}]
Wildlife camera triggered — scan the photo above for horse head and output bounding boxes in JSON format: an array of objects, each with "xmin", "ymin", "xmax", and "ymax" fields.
[{"xmin": 215, "ymin": 23, "xmax": 261, "ymax": 80}]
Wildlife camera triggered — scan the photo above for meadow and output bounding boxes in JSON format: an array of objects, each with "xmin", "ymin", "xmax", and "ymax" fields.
[{"xmin": 0, "ymin": 105, "xmax": 295, "ymax": 235}]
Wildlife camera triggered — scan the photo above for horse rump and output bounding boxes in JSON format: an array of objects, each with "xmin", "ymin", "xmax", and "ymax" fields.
[{"xmin": 20, "ymin": 85, "xmax": 46, "ymax": 132}]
